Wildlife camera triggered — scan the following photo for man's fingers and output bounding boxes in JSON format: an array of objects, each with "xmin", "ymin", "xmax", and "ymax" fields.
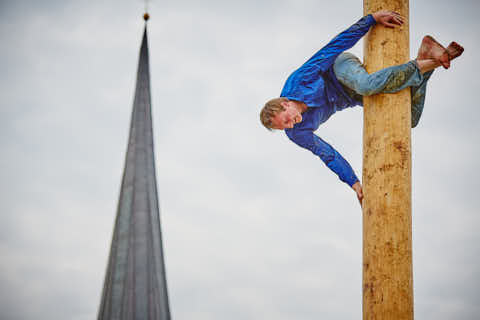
[
  {"xmin": 391, "ymin": 11, "xmax": 404, "ymax": 19},
  {"xmin": 391, "ymin": 12, "xmax": 405, "ymax": 24},
  {"xmin": 393, "ymin": 16, "xmax": 404, "ymax": 24},
  {"xmin": 381, "ymin": 17, "xmax": 402, "ymax": 28}
]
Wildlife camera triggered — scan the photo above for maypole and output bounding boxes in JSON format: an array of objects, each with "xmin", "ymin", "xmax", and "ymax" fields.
[{"xmin": 362, "ymin": 0, "xmax": 413, "ymax": 319}]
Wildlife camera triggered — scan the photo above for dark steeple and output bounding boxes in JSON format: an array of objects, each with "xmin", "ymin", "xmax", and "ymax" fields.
[{"xmin": 98, "ymin": 19, "xmax": 171, "ymax": 320}]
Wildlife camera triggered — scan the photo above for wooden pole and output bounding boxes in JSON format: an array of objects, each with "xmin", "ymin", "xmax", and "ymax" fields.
[{"xmin": 362, "ymin": 1, "xmax": 413, "ymax": 319}]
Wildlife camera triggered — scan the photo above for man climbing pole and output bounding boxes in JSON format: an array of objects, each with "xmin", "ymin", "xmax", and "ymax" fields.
[{"xmin": 260, "ymin": 10, "xmax": 463, "ymax": 205}]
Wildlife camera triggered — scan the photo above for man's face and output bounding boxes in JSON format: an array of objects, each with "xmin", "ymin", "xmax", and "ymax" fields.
[{"xmin": 271, "ymin": 102, "xmax": 302, "ymax": 130}]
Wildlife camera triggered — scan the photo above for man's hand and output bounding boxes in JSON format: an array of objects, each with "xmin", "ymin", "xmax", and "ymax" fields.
[
  {"xmin": 372, "ymin": 10, "xmax": 404, "ymax": 28},
  {"xmin": 352, "ymin": 181, "xmax": 363, "ymax": 206}
]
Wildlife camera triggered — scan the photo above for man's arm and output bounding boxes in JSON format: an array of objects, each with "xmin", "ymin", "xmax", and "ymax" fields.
[
  {"xmin": 300, "ymin": 14, "xmax": 376, "ymax": 75},
  {"xmin": 286, "ymin": 129, "xmax": 359, "ymax": 187},
  {"xmin": 299, "ymin": 11, "xmax": 404, "ymax": 75},
  {"xmin": 352, "ymin": 181, "xmax": 363, "ymax": 206}
]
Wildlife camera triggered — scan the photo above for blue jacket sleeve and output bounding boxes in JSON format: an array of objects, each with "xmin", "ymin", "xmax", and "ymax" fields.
[
  {"xmin": 300, "ymin": 14, "xmax": 376, "ymax": 75},
  {"xmin": 286, "ymin": 129, "xmax": 359, "ymax": 187}
]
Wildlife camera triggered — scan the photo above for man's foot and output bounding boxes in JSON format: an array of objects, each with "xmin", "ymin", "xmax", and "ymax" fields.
[
  {"xmin": 446, "ymin": 41, "xmax": 464, "ymax": 60},
  {"xmin": 417, "ymin": 35, "xmax": 450, "ymax": 69}
]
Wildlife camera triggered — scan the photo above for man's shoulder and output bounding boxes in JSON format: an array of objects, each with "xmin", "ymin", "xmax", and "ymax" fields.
[{"xmin": 285, "ymin": 125, "xmax": 313, "ymax": 139}]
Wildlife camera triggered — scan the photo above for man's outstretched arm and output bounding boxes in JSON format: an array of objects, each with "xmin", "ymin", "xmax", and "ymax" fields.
[
  {"xmin": 286, "ymin": 129, "xmax": 359, "ymax": 187},
  {"xmin": 352, "ymin": 181, "xmax": 363, "ymax": 206},
  {"xmin": 288, "ymin": 130, "xmax": 364, "ymax": 205}
]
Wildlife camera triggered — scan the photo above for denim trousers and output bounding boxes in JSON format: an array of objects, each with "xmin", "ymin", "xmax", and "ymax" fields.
[{"xmin": 333, "ymin": 52, "xmax": 433, "ymax": 128}]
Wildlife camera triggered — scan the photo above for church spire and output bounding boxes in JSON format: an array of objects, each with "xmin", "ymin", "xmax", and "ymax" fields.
[{"xmin": 98, "ymin": 18, "xmax": 171, "ymax": 320}]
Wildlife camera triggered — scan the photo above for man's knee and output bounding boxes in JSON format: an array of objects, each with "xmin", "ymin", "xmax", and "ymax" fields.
[
  {"xmin": 411, "ymin": 118, "xmax": 420, "ymax": 128},
  {"xmin": 411, "ymin": 114, "xmax": 421, "ymax": 128},
  {"xmin": 411, "ymin": 108, "xmax": 423, "ymax": 128},
  {"xmin": 355, "ymin": 82, "xmax": 376, "ymax": 96},
  {"xmin": 336, "ymin": 65, "xmax": 376, "ymax": 96}
]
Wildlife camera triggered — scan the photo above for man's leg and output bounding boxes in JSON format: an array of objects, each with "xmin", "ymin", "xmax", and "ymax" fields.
[
  {"xmin": 411, "ymin": 70, "xmax": 433, "ymax": 128},
  {"xmin": 334, "ymin": 52, "xmax": 429, "ymax": 128},
  {"xmin": 335, "ymin": 38, "xmax": 464, "ymax": 127},
  {"xmin": 332, "ymin": 36, "xmax": 457, "ymax": 96},
  {"xmin": 333, "ymin": 52, "xmax": 424, "ymax": 97},
  {"xmin": 410, "ymin": 41, "xmax": 464, "ymax": 127}
]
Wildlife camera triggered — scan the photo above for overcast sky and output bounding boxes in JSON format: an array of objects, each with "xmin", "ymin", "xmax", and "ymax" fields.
[{"xmin": 1, "ymin": 0, "xmax": 479, "ymax": 319}]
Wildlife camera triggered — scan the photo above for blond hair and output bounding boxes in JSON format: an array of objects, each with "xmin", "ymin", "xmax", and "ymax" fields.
[{"xmin": 260, "ymin": 97, "xmax": 288, "ymax": 130}]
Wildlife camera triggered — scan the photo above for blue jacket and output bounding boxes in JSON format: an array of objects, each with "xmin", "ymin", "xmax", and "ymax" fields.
[{"xmin": 280, "ymin": 14, "xmax": 376, "ymax": 187}]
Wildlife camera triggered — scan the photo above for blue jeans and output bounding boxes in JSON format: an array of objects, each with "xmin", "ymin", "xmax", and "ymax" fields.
[{"xmin": 333, "ymin": 52, "xmax": 433, "ymax": 128}]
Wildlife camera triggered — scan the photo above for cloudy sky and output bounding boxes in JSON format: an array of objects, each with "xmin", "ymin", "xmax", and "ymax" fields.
[{"xmin": 1, "ymin": 0, "xmax": 479, "ymax": 319}]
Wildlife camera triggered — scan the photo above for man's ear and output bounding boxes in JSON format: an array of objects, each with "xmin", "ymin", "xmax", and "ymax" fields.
[{"xmin": 280, "ymin": 100, "xmax": 290, "ymax": 109}]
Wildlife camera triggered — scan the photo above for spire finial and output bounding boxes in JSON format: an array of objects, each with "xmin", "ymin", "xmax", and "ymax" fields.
[{"xmin": 143, "ymin": 12, "xmax": 150, "ymax": 21}]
